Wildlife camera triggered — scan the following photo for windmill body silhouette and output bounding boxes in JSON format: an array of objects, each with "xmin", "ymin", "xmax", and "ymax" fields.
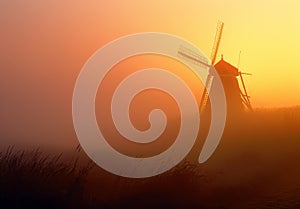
[{"xmin": 178, "ymin": 21, "xmax": 252, "ymax": 115}]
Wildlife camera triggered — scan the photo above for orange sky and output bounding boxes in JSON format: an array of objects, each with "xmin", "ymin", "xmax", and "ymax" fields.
[
  {"xmin": 1, "ymin": 1, "xmax": 299, "ymax": 147},
  {"xmin": 1, "ymin": 1, "xmax": 299, "ymax": 107}
]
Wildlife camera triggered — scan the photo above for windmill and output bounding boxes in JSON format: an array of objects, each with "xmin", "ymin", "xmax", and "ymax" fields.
[
  {"xmin": 178, "ymin": 21, "xmax": 252, "ymax": 114},
  {"xmin": 199, "ymin": 21, "xmax": 224, "ymax": 112}
]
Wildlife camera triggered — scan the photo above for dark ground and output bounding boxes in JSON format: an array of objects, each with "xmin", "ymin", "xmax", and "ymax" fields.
[{"xmin": 1, "ymin": 107, "xmax": 300, "ymax": 209}]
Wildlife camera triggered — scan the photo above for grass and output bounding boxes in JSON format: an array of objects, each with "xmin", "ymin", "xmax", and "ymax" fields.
[
  {"xmin": 0, "ymin": 145, "xmax": 208, "ymax": 209},
  {"xmin": 0, "ymin": 107, "xmax": 300, "ymax": 208},
  {"xmin": 0, "ymin": 145, "xmax": 94, "ymax": 209}
]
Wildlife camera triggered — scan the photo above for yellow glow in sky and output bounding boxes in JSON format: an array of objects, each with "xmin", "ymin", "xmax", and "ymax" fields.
[{"xmin": 1, "ymin": 1, "xmax": 300, "ymax": 107}]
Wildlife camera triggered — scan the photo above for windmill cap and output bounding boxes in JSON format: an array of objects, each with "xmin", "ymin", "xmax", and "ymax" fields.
[{"xmin": 214, "ymin": 59, "xmax": 239, "ymax": 76}]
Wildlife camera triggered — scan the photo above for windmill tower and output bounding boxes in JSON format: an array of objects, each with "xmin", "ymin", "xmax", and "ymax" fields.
[
  {"xmin": 178, "ymin": 21, "xmax": 252, "ymax": 116},
  {"xmin": 210, "ymin": 56, "xmax": 252, "ymax": 114}
]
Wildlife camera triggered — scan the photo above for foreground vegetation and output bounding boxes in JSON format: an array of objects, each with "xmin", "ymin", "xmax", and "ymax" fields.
[
  {"xmin": 1, "ymin": 107, "xmax": 300, "ymax": 208},
  {"xmin": 0, "ymin": 146, "xmax": 94, "ymax": 209}
]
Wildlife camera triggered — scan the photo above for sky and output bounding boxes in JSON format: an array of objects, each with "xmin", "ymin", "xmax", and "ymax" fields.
[{"xmin": 1, "ymin": 1, "xmax": 300, "ymax": 148}]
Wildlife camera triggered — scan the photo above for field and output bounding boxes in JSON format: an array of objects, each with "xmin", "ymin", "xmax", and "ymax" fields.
[{"xmin": 1, "ymin": 107, "xmax": 300, "ymax": 209}]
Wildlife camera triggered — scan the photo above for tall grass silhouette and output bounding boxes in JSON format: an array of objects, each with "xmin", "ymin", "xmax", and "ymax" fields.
[
  {"xmin": 0, "ymin": 107, "xmax": 299, "ymax": 208},
  {"xmin": 0, "ymin": 146, "xmax": 94, "ymax": 209}
]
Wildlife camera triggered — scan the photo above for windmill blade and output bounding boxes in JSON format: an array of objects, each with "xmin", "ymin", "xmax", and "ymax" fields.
[
  {"xmin": 199, "ymin": 74, "xmax": 214, "ymax": 112},
  {"xmin": 179, "ymin": 21, "xmax": 224, "ymax": 112},
  {"xmin": 240, "ymin": 72, "xmax": 252, "ymax": 76},
  {"xmin": 239, "ymin": 72, "xmax": 253, "ymax": 110},
  {"xmin": 241, "ymin": 96, "xmax": 253, "ymax": 110},
  {"xmin": 210, "ymin": 21, "xmax": 224, "ymax": 65},
  {"xmin": 177, "ymin": 45, "xmax": 210, "ymax": 68},
  {"xmin": 177, "ymin": 45, "xmax": 213, "ymax": 111}
]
